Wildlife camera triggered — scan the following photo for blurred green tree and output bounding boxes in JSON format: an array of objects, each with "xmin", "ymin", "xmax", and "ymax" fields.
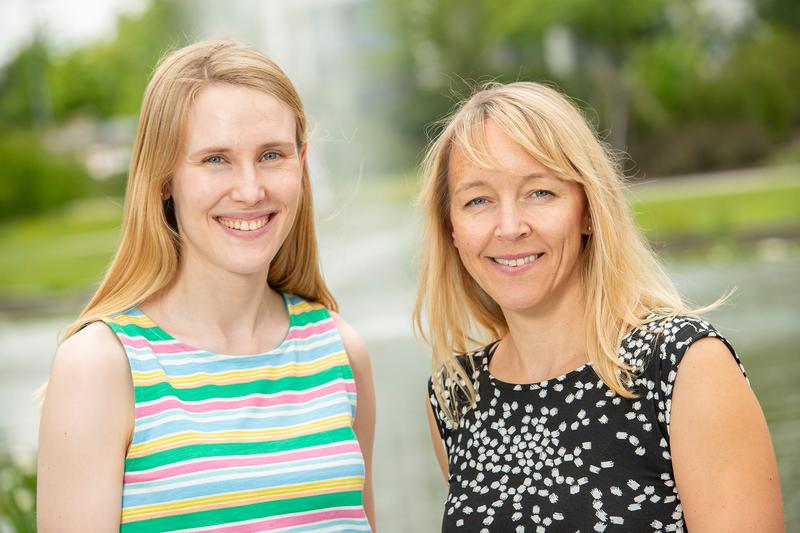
[
  {"xmin": 0, "ymin": 0, "xmax": 189, "ymax": 220},
  {"xmin": 378, "ymin": 0, "xmax": 800, "ymax": 175}
]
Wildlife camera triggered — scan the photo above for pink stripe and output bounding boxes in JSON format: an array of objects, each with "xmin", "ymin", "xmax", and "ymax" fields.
[
  {"xmin": 204, "ymin": 508, "xmax": 368, "ymax": 532},
  {"xmin": 120, "ymin": 335, "xmax": 196, "ymax": 354},
  {"xmin": 136, "ymin": 382, "xmax": 356, "ymax": 418},
  {"xmin": 123, "ymin": 441, "xmax": 362, "ymax": 484},
  {"xmin": 285, "ymin": 320, "xmax": 336, "ymax": 341}
]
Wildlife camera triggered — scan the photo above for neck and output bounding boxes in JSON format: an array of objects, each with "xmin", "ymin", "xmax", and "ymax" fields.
[
  {"xmin": 496, "ymin": 273, "xmax": 588, "ymax": 383},
  {"xmin": 145, "ymin": 255, "xmax": 286, "ymax": 354}
]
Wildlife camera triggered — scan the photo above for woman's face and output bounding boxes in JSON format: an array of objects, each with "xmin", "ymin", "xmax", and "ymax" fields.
[
  {"xmin": 168, "ymin": 83, "xmax": 304, "ymax": 278},
  {"xmin": 447, "ymin": 120, "xmax": 590, "ymax": 315}
]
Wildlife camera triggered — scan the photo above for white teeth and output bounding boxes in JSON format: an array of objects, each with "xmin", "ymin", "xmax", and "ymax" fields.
[
  {"xmin": 493, "ymin": 254, "xmax": 541, "ymax": 267},
  {"xmin": 218, "ymin": 216, "xmax": 269, "ymax": 231}
]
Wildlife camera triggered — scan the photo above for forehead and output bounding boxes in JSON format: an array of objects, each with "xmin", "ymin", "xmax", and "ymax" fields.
[
  {"xmin": 447, "ymin": 121, "xmax": 552, "ymax": 187},
  {"xmin": 184, "ymin": 83, "xmax": 296, "ymax": 145}
]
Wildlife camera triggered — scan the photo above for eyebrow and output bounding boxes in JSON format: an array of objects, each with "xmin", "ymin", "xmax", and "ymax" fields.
[
  {"xmin": 453, "ymin": 172, "xmax": 552, "ymax": 194},
  {"xmin": 188, "ymin": 141, "xmax": 297, "ymax": 159}
]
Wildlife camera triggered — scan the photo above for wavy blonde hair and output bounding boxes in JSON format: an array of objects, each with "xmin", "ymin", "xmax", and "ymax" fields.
[
  {"xmin": 415, "ymin": 81, "xmax": 702, "ymax": 425},
  {"xmin": 65, "ymin": 39, "xmax": 336, "ymax": 339}
]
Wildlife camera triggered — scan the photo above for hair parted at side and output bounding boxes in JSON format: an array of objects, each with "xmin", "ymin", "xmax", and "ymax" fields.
[
  {"xmin": 64, "ymin": 39, "xmax": 336, "ymax": 339},
  {"xmin": 414, "ymin": 81, "xmax": 711, "ymax": 426}
]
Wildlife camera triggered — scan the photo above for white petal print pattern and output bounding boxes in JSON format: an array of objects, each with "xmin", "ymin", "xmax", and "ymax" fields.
[{"xmin": 429, "ymin": 315, "xmax": 746, "ymax": 532}]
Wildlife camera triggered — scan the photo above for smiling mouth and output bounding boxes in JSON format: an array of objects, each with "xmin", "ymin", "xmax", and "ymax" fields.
[
  {"xmin": 216, "ymin": 214, "xmax": 274, "ymax": 232},
  {"xmin": 491, "ymin": 253, "xmax": 543, "ymax": 267}
]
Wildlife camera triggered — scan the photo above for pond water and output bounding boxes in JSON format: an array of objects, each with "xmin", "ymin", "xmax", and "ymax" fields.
[{"xmin": 1, "ymin": 200, "xmax": 797, "ymax": 531}]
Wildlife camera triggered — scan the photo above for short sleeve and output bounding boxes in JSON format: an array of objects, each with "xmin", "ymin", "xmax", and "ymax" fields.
[
  {"xmin": 650, "ymin": 316, "xmax": 747, "ymax": 438},
  {"xmin": 427, "ymin": 375, "xmax": 452, "ymax": 448}
]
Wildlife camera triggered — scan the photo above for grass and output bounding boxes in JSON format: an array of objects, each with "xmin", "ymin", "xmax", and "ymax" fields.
[
  {"xmin": 0, "ymin": 170, "xmax": 798, "ymax": 301},
  {"xmin": 0, "ymin": 197, "xmax": 122, "ymax": 297},
  {"xmin": 631, "ymin": 179, "xmax": 800, "ymax": 241}
]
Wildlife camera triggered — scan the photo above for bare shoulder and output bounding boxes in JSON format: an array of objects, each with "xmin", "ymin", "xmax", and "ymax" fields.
[
  {"xmin": 38, "ymin": 322, "xmax": 134, "ymax": 530},
  {"xmin": 329, "ymin": 311, "xmax": 371, "ymax": 368},
  {"xmin": 51, "ymin": 321, "xmax": 130, "ymax": 385},
  {"xmin": 675, "ymin": 336, "xmax": 746, "ymax": 390},
  {"xmin": 670, "ymin": 337, "xmax": 784, "ymax": 531},
  {"xmin": 45, "ymin": 321, "xmax": 133, "ymax": 417}
]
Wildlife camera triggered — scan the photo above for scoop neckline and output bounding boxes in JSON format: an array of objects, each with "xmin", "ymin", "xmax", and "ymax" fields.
[
  {"xmin": 130, "ymin": 292, "xmax": 295, "ymax": 357},
  {"xmin": 482, "ymin": 340, "xmax": 594, "ymax": 390}
]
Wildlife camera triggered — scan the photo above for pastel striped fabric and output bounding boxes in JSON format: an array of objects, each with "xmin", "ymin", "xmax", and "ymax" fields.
[{"xmin": 103, "ymin": 294, "xmax": 370, "ymax": 532}]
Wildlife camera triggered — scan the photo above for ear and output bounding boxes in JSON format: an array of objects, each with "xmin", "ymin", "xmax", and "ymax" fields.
[
  {"xmin": 298, "ymin": 142, "xmax": 308, "ymax": 167},
  {"xmin": 161, "ymin": 180, "xmax": 173, "ymax": 201},
  {"xmin": 581, "ymin": 213, "xmax": 592, "ymax": 236}
]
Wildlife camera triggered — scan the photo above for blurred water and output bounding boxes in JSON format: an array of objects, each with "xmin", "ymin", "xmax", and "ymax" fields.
[{"xmin": 1, "ymin": 198, "xmax": 797, "ymax": 531}]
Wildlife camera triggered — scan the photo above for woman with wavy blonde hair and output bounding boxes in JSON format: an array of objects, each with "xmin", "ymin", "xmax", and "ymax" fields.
[
  {"xmin": 416, "ymin": 81, "xmax": 783, "ymax": 531},
  {"xmin": 38, "ymin": 40, "xmax": 375, "ymax": 531}
]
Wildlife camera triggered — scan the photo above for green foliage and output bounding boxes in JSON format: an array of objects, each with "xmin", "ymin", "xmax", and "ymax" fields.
[
  {"xmin": 0, "ymin": 131, "xmax": 89, "ymax": 221},
  {"xmin": 378, "ymin": 0, "xmax": 800, "ymax": 175},
  {"xmin": 45, "ymin": 0, "xmax": 188, "ymax": 121},
  {"xmin": 0, "ymin": 38, "xmax": 52, "ymax": 128},
  {"xmin": 0, "ymin": 0, "xmax": 190, "ymax": 221},
  {"xmin": 0, "ymin": 0, "xmax": 188, "ymax": 128},
  {"xmin": 0, "ymin": 452, "xmax": 36, "ymax": 533}
]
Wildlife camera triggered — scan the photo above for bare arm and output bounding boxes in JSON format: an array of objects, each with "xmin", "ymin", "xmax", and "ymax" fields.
[
  {"xmin": 670, "ymin": 337, "xmax": 784, "ymax": 532},
  {"xmin": 331, "ymin": 312, "xmax": 377, "ymax": 531},
  {"xmin": 37, "ymin": 322, "xmax": 134, "ymax": 532},
  {"xmin": 425, "ymin": 390, "xmax": 449, "ymax": 481}
]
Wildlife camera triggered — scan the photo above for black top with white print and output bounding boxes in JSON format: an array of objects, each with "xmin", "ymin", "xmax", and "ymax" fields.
[{"xmin": 428, "ymin": 315, "xmax": 745, "ymax": 533}]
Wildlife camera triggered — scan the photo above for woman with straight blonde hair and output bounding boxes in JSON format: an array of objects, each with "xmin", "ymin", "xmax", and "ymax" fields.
[
  {"xmin": 38, "ymin": 40, "xmax": 375, "ymax": 532},
  {"xmin": 416, "ymin": 81, "xmax": 783, "ymax": 531}
]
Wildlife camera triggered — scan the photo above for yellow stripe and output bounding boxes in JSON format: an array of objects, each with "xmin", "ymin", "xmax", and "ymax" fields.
[
  {"xmin": 287, "ymin": 300, "xmax": 322, "ymax": 315},
  {"xmin": 110, "ymin": 314, "xmax": 157, "ymax": 327},
  {"xmin": 130, "ymin": 352, "xmax": 348, "ymax": 388},
  {"xmin": 127, "ymin": 414, "xmax": 352, "ymax": 458},
  {"xmin": 121, "ymin": 476, "xmax": 364, "ymax": 522}
]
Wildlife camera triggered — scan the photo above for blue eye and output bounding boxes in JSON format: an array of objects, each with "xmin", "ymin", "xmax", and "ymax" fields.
[
  {"xmin": 466, "ymin": 197, "xmax": 488, "ymax": 207},
  {"xmin": 531, "ymin": 190, "xmax": 553, "ymax": 199},
  {"xmin": 205, "ymin": 155, "xmax": 225, "ymax": 164},
  {"xmin": 262, "ymin": 151, "xmax": 280, "ymax": 161}
]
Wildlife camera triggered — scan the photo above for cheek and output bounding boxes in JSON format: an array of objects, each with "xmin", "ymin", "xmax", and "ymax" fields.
[{"xmin": 273, "ymin": 171, "xmax": 303, "ymax": 207}]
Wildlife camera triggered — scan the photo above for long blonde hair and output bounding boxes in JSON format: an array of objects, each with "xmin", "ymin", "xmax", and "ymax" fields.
[
  {"xmin": 65, "ymin": 39, "xmax": 336, "ymax": 339},
  {"xmin": 415, "ymin": 82, "xmax": 699, "ymax": 425}
]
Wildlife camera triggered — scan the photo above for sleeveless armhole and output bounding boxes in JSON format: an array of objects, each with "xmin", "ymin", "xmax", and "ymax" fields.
[
  {"xmin": 299, "ymin": 296, "xmax": 360, "ymax": 422},
  {"xmin": 650, "ymin": 316, "xmax": 747, "ymax": 440}
]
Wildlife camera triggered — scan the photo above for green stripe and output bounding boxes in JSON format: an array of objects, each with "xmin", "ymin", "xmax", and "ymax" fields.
[
  {"xmin": 124, "ymin": 426, "xmax": 356, "ymax": 472},
  {"xmin": 103, "ymin": 321, "xmax": 171, "ymax": 342},
  {"xmin": 120, "ymin": 491, "xmax": 364, "ymax": 532},
  {"xmin": 133, "ymin": 365, "xmax": 351, "ymax": 403},
  {"xmin": 290, "ymin": 306, "xmax": 330, "ymax": 327}
]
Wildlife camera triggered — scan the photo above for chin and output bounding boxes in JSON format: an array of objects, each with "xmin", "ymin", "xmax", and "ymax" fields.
[
  {"xmin": 484, "ymin": 290, "xmax": 542, "ymax": 313},
  {"xmin": 220, "ymin": 258, "xmax": 273, "ymax": 277}
]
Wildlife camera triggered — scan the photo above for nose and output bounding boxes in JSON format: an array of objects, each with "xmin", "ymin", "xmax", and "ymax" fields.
[
  {"xmin": 229, "ymin": 163, "xmax": 266, "ymax": 205},
  {"xmin": 495, "ymin": 202, "xmax": 531, "ymax": 241}
]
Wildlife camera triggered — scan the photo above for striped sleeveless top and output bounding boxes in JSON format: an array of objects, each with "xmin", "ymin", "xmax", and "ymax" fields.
[{"xmin": 103, "ymin": 294, "xmax": 370, "ymax": 532}]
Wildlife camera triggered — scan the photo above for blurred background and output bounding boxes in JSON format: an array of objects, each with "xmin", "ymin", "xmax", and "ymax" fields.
[{"xmin": 0, "ymin": 0, "xmax": 798, "ymax": 531}]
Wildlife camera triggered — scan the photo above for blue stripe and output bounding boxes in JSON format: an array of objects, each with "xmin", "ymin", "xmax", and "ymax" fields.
[
  {"xmin": 122, "ymin": 464, "xmax": 365, "ymax": 507},
  {"xmin": 130, "ymin": 400, "xmax": 353, "ymax": 445}
]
